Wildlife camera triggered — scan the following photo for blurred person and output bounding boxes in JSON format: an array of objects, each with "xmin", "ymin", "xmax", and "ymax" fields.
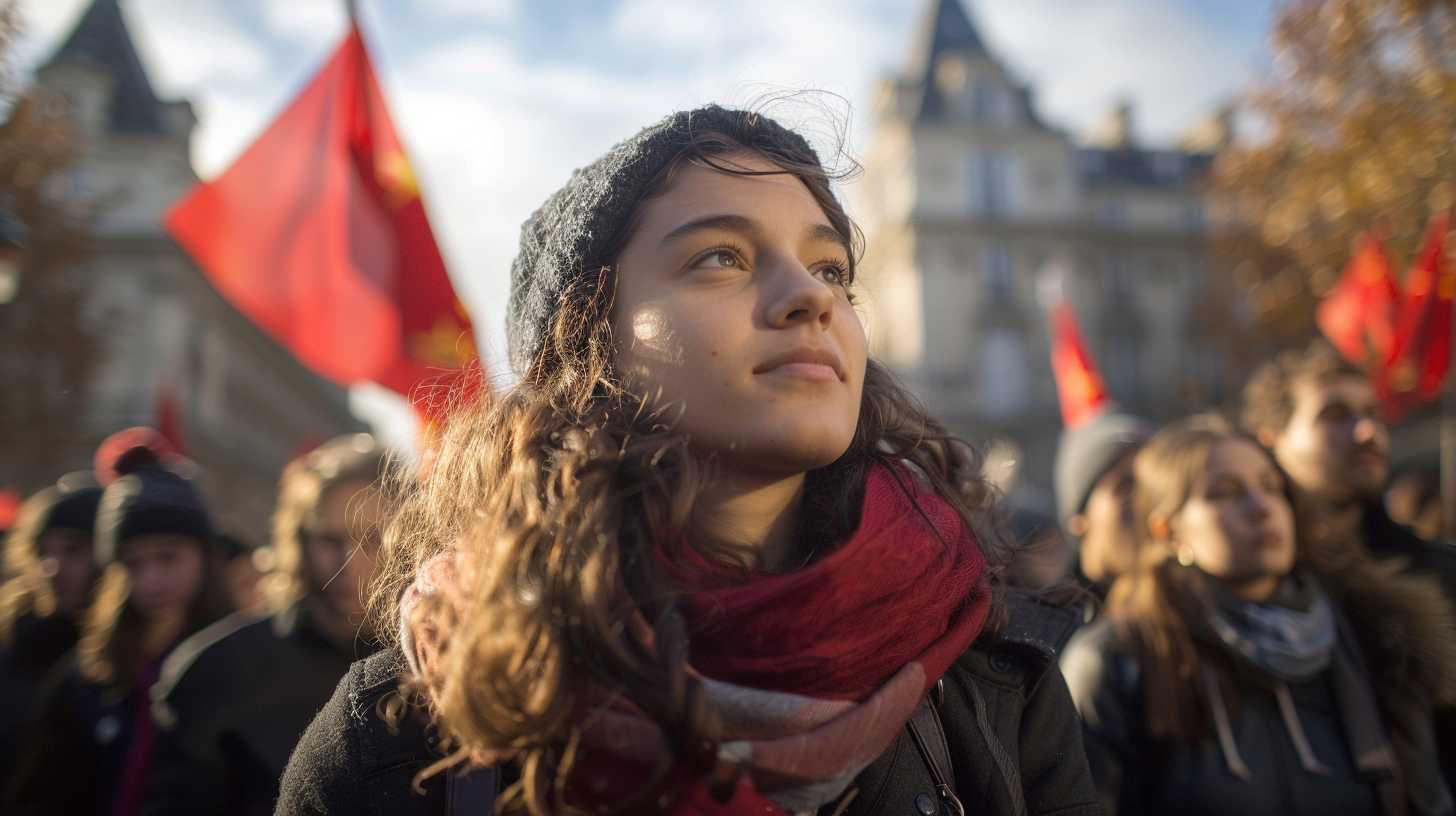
[
  {"xmin": 1386, "ymin": 468, "xmax": 1444, "ymax": 544},
  {"xmin": 1055, "ymin": 408, "xmax": 1153, "ymax": 595},
  {"xmin": 0, "ymin": 475, "xmax": 103, "ymax": 789},
  {"xmin": 1243, "ymin": 341, "xmax": 1456, "ymax": 788},
  {"xmin": 1061, "ymin": 417, "xmax": 1455, "ymax": 816},
  {"xmin": 4, "ymin": 440, "xmax": 230, "ymax": 816},
  {"xmin": 143, "ymin": 434, "xmax": 392, "ymax": 816},
  {"xmin": 1242, "ymin": 341, "xmax": 1456, "ymax": 600},
  {"xmin": 1007, "ymin": 505, "xmax": 1077, "ymax": 590},
  {"xmin": 278, "ymin": 106, "xmax": 1099, "ymax": 816},
  {"xmin": 214, "ymin": 532, "xmax": 265, "ymax": 612}
]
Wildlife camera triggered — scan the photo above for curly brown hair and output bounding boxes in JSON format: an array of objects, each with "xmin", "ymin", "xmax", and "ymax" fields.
[
  {"xmin": 369, "ymin": 122, "xmax": 1008, "ymax": 813},
  {"xmin": 262, "ymin": 434, "xmax": 393, "ymax": 614},
  {"xmin": 1239, "ymin": 340, "xmax": 1365, "ymax": 439}
]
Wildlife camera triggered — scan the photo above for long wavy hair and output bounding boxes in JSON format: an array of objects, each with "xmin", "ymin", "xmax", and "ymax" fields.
[
  {"xmin": 0, "ymin": 487, "xmax": 70, "ymax": 644},
  {"xmin": 1105, "ymin": 415, "xmax": 1308, "ymax": 738},
  {"xmin": 262, "ymin": 433, "xmax": 391, "ymax": 614},
  {"xmin": 369, "ymin": 121, "xmax": 1008, "ymax": 814}
]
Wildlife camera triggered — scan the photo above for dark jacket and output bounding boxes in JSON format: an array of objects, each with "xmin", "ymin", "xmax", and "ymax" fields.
[
  {"xmin": 4, "ymin": 654, "xmax": 151, "ymax": 815},
  {"xmin": 1362, "ymin": 501, "xmax": 1456, "ymax": 603},
  {"xmin": 143, "ymin": 601, "xmax": 380, "ymax": 816},
  {"xmin": 0, "ymin": 612, "xmax": 79, "ymax": 792},
  {"xmin": 275, "ymin": 599, "xmax": 1102, "ymax": 816},
  {"xmin": 1362, "ymin": 502, "xmax": 1456, "ymax": 790},
  {"xmin": 1063, "ymin": 620, "xmax": 1394, "ymax": 816}
]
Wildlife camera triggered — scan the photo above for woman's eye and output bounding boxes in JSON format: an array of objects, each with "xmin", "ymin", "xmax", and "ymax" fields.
[
  {"xmin": 818, "ymin": 262, "xmax": 852, "ymax": 287},
  {"xmin": 694, "ymin": 249, "xmax": 741, "ymax": 269}
]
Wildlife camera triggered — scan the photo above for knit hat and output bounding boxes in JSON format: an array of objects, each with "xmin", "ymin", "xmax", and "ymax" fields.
[
  {"xmin": 1054, "ymin": 407, "xmax": 1153, "ymax": 523},
  {"xmin": 94, "ymin": 436, "xmax": 212, "ymax": 565},
  {"xmin": 38, "ymin": 473, "xmax": 103, "ymax": 539},
  {"xmin": 505, "ymin": 105, "xmax": 827, "ymax": 376}
]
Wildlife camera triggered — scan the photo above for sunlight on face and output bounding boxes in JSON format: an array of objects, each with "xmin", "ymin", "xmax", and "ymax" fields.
[
  {"xmin": 611, "ymin": 152, "xmax": 868, "ymax": 477},
  {"xmin": 1273, "ymin": 374, "xmax": 1389, "ymax": 503},
  {"xmin": 1171, "ymin": 438, "xmax": 1297, "ymax": 597}
]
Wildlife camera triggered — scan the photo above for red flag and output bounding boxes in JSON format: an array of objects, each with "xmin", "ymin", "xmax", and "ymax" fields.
[
  {"xmin": 1379, "ymin": 214, "xmax": 1453, "ymax": 420},
  {"xmin": 1318, "ymin": 233, "xmax": 1399, "ymax": 365},
  {"xmin": 156, "ymin": 383, "xmax": 188, "ymax": 455},
  {"xmin": 1048, "ymin": 300, "xmax": 1111, "ymax": 428},
  {"xmin": 165, "ymin": 24, "xmax": 476, "ymax": 406},
  {"xmin": 0, "ymin": 489, "xmax": 20, "ymax": 531}
]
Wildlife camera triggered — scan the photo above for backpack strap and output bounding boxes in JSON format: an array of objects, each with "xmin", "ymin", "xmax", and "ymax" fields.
[
  {"xmin": 446, "ymin": 765, "xmax": 499, "ymax": 816},
  {"xmin": 905, "ymin": 681, "xmax": 966, "ymax": 816}
]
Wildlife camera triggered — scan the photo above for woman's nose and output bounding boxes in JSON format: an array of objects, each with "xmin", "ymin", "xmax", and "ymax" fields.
[{"xmin": 767, "ymin": 261, "xmax": 835, "ymax": 329}]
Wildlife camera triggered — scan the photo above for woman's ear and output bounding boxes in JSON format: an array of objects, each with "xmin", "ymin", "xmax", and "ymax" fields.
[{"xmin": 1147, "ymin": 511, "xmax": 1173, "ymax": 542}]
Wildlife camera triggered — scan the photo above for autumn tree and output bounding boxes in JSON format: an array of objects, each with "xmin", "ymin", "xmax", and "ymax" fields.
[
  {"xmin": 1214, "ymin": 0, "xmax": 1456, "ymax": 346},
  {"xmin": 0, "ymin": 2, "xmax": 102, "ymax": 492}
]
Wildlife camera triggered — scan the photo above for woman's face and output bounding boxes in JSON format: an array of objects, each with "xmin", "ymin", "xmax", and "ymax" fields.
[
  {"xmin": 612, "ymin": 153, "xmax": 868, "ymax": 477},
  {"xmin": 37, "ymin": 528, "xmax": 97, "ymax": 614},
  {"xmin": 1168, "ymin": 438, "xmax": 1297, "ymax": 595},
  {"xmin": 119, "ymin": 534, "xmax": 206, "ymax": 620}
]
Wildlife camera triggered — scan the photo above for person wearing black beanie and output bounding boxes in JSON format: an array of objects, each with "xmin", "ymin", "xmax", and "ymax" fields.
[
  {"xmin": 278, "ymin": 104, "xmax": 1098, "ymax": 816},
  {"xmin": 0, "ymin": 475, "xmax": 104, "ymax": 794},
  {"xmin": 4, "ymin": 435, "xmax": 230, "ymax": 816}
]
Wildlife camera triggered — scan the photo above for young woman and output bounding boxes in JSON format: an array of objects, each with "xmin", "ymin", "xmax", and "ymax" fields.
[
  {"xmin": 277, "ymin": 105, "xmax": 1099, "ymax": 816},
  {"xmin": 1060, "ymin": 416, "xmax": 1456, "ymax": 816},
  {"xmin": 145, "ymin": 434, "xmax": 392, "ymax": 816},
  {"xmin": 4, "ymin": 438, "xmax": 230, "ymax": 816},
  {"xmin": 0, "ymin": 475, "xmax": 102, "ymax": 790}
]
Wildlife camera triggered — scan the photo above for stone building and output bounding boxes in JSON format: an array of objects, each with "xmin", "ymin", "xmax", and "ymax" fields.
[
  {"xmin": 855, "ymin": 0, "xmax": 1235, "ymax": 511},
  {"xmin": 9, "ymin": 0, "xmax": 365, "ymax": 542}
]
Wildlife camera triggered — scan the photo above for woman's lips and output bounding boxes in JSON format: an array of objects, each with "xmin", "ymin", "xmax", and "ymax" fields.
[{"xmin": 761, "ymin": 361, "xmax": 840, "ymax": 382}]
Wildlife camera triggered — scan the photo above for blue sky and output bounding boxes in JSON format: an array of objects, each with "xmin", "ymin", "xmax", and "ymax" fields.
[{"xmin": 21, "ymin": 0, "xmax": 1274, "ymax": 440}]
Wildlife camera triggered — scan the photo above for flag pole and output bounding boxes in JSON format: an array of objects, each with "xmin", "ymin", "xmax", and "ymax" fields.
[{"xmin": 344, "ymin": 0, "xmax": 359, "ymax": 25}]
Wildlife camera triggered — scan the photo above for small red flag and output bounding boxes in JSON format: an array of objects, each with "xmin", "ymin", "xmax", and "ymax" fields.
[
  {"xmin": 1048, "ymin": 300, "xmax": 1111, "ymax": 428},
  {"xmin": 155, "ymin": 383, "xmax": 189, "ymax": 455},
  {"xmin": 1379, "ymin": 214, "xmax": 1453, "ymax": 420},
  {"xmin": 1318, "ymin": 233, "xmax": 1399, "ymax": 366},
  {"xmin": 0, "ymin": 489, "xmax": 20, "ymax": 531},
  {"xmin": 166, "ymin": 24, "xmax": 476, "ymax": 406}
]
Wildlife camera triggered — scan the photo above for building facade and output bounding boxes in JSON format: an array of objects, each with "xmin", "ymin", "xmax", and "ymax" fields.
[
  {"xmin": 12, "ymin": 0, "xmax": 365, "ymax": 543},
  {"xmin": 856, "ymin": 0, "xmax": 1235, "ymax": 511}
]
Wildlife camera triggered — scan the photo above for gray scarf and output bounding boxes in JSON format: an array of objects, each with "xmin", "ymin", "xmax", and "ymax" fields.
[{"xmin": 1204, "ymin": 571, "xmax": 1338, "ymax": 682}]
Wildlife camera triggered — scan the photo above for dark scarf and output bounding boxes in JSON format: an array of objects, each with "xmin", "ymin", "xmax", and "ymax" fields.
[
  {"xmin": 1202, "ymin": 570, "xmax": 1337, "ymax": 682},
  {"xmin": 403, "ymin": 463, "xmax": 992, "ymax": 813}
]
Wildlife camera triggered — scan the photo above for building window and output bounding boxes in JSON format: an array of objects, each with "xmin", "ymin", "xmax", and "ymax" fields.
[
  {"xmin": 1098, "ymin": 197, "xmax": 1127, "ymax": 225},
  {"xmin": 969, "ymin": 151, "xmax": 1011, "ymax": 216},
  {"xmin": 972, "ymin": 83, "xmax": 998, "ymax": 123},
  {"xmin": 1184, "ymin": 200, "xmax": 1205, "ymax": 230},
  {"xmin": 976, "ymin": 329, "xmax": 1028, "ymax": 417},
  {"xmin": 981, "ymin": 243, "xmax": 1013, "ymax": 300}
]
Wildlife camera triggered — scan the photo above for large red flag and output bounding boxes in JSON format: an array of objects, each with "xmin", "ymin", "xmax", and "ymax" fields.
[
  {"xmin": 1318, "ymin": 233, "xmax": 1399, "ymax": 365},
  {"xmin": 1379, "ymin": 214, "xmax": 1453, "ymax": 419},
  {"xmin": 1048, "ymin": 300, "xmax": 1111, "ymax": 428},
  {"xmin": 166, "ymin": 25, "xmax": 475, "ymax": 405}
]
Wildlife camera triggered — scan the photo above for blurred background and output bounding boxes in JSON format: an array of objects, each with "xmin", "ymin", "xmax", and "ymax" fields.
[{"xmin": 0, "ymin": 0, "xmax": 1449, "ymax": 541}]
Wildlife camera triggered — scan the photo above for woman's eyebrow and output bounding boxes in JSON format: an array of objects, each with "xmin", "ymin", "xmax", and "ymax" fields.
[
  {"xmin": 659, "ymin": 213, "xmax": 757, "ymax": 247},
  {"xmin": 804, "ymin": 222, "xmax": 850, "ymax": 253}
]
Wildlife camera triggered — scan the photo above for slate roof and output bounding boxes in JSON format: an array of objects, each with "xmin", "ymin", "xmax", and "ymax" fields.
[
  {"xmin": 43, "ymin": 0, "xmax": 169, "ymax": 135},
  {"xmin": 1077, "ymin": 147, "xmax": 1215, "ymax": 188}
]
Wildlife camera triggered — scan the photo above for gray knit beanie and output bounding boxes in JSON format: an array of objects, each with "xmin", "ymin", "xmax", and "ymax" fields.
[
  {"xmin": 1054, "ymin": 408, "xmax": 1153, "ymax": 523},
  {"xmin": 505, "ymin": 105, "xmax": 827, "ymax": 376}
]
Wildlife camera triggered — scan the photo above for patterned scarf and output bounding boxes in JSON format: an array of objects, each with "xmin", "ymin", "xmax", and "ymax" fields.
[{"xmin": 401, "ymin": 463, "xmax": 991, "ymax": 814}]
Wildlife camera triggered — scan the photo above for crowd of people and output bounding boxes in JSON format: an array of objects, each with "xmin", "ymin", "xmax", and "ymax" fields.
[{"xmin": 0, "ymin": 105, "xmax": 1453, "ymax": 816}]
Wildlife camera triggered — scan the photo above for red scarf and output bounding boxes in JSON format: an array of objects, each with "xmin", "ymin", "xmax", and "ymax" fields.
[
  {"xmin": 676, "ymin": 464, "xmax": 989, "ymax": 702},
  {"xmin": 403, "ymin": 463, "xmax": 991, "ymax": 813}
]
